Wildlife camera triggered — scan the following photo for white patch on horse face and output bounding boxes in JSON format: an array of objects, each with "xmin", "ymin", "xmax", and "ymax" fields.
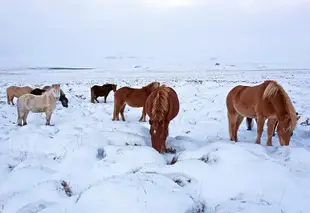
[{"xmin": 153, "ymin": 130, "xmax": 157, "ymax": 134}]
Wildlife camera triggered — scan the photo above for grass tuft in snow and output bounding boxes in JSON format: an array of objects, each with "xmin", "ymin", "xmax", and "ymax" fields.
[
  {"xmin": 96, "ymin": 148, "xmax": 106, "ymax": 160},
  {"xmin": 7, "ymin": 164, "xmax": 15, "ymax": 172},
  {"xmin": 125, "ymin": 142, "xmax": 141, "ymax": 146},
  {"xmin": 166, "ymin": 147, "xmax": 177, "ymax": 154},
  {"xmin": 169, "ymin": 156, "xmax": 179, "ymax": 165},
  {"xmin": 198, "ymin": 153, "xmax": 217, "ymax": 164},
  {"xmin": 173, "ymin": 178, "xmax": 192, "ymax": 187},
  {"xmin": 300, "ymin": 118, "xmax": 310, "ymax": 126},
  {"xmin": 60, "ymin": 181, "xmax": 73, "ymax": 197}
]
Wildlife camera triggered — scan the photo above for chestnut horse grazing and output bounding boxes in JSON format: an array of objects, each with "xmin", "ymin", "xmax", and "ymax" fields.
[
  {"xmin": 17, "ymin": 87, "xmax": 57, "ymax": 126},
  {"xmin": 6, "ymin": 86, "xmax": 33, "ymax": 105},
  {"xmin": 246, "ymin": 112, "xmax": 299, "ymax": 136},
  {"xmin": 144, "ymin": 85, "xmax": 180, "ymax": 153},
  {"xmin": 226, "ymin": 80, "xmax": 300, "ymax": 146},
  {"xmin": 112, "ymin": 82, "xmax": 160, "ymax": 122},
  {"xmin": 90, "ymin": 84, "xmax": 117, "ymax": 103}
]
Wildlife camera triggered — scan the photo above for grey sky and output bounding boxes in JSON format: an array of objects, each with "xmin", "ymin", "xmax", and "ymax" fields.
[{"xmin": 0, "ymin": 0, "xmax": 309, "ymax": 68}]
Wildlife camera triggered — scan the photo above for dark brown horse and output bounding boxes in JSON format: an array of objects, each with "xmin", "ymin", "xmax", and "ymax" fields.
[
  {"xmin": 112, "ymin": 82, "xmax": 160, "ymax": 122},
  {"xmin": 226, "ymin": 80, "xmax": 300, "ymax": 146},
  {"xmin": 90, "ymin": 84, "xmax": 117, "ymax": 103},
  {"xmin": 144, "ymin": 85, "xmax": 180, "ymax": 153},
  {"xmin": 246, "ymin": 112, "xmax": 299, "ymax": 136}
]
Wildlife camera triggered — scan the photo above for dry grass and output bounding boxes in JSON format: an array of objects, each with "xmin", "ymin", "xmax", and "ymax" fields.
[{"xmin": 61, "ymin": 181, "xmax": 72, "ymax": 197}]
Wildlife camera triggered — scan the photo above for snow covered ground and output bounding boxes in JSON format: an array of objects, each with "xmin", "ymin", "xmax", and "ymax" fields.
[{"xmin": 1, "ymin": 66, "xmax": 310, "ymax": 213}]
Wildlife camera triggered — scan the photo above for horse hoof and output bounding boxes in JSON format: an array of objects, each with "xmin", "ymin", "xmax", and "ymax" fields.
[
  {"xmin": 17, "ymin": 124, "xmax": 22, "ymax": 126},
  {"xmin": 23, "ymin": 123, "xmax": 27, "ymax": 126}
]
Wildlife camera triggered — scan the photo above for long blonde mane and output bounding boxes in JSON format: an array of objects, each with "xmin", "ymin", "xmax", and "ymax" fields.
[
  {"xmin": 263, "ymin": 80, "xmax": 297, "ymax": 127},
  {"xmin": 151, "ymin": 85, "xmax": 170, "ymax": 121}
]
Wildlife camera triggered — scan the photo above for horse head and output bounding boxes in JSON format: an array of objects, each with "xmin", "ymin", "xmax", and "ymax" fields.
[
  {"xmin": 112, "ymin": 84, "xmax": 117, "ymax": 92},
  {"xmin": 276, "ymin": 114, "xmax": 300, "ymax": 145},
  {"xmin": 149, "ymin": 119, "xmax": 168, "ymax": 153},
  {"xmin": 59, "ymin": 94, "xmax": 69, "ymax": 108},
  {"xmin": 51, "ymin": 84, "xmax": 61, "ymax": 97}
]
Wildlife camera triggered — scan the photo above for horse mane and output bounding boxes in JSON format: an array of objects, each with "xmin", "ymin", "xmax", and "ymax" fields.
[
  {"xmin": 144, "ymin": 81, "xmax": 159, "ymax": 90},
  {"xmin": 151, "ymin": 85, "xmax": 170, "ymax": 122},
  {"xmin": 263, "ymin": 80, "xmax": 297, "ymax": 127},
  {"xmin": 44, "ymin": 87, "xmax": 57, "ymax": 97}
]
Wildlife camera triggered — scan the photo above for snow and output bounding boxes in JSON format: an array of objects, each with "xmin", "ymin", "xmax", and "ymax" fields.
[{"xmin": 1, "ymin": 66, "xmax": 310, "ymax": 213}]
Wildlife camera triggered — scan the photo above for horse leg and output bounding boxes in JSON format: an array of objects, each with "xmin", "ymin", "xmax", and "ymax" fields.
[
  {"xmin": 95, "ymin": 96, "xmax": 99, "ymax": 103},
  {"xmin": 267, "ymin": 118, "xmax": 277, "ymax": 146},
  {"xmin": 10, "ymin": 96, "xmax": 14, "ymax": 105},
  {"xmin": 7, "ymin": 93, "xmax": 10, "ymax": 105},
  {"xmin": 139, "ymin": 106, "xmax": 146, "ymax": 122},
  {"xmin": 17, "ymin": 107, "xmax": 24, "ymax": 126},
  {"xmin": 234, "ymin": 115, "xmax": 244, "ymax": 140},
  {"xmin": 104, "ymin": 95, "xmax": 107, "ymax": 103},
  {"xmin": 246, "ymin": 117, "xmax": 253, "ymax": 130},
  {"xmin": 120, "ymin": 104, "xmax": 126, "ymax": 121},
  {"xmin": 45, "ymin": 111, "xmax": 53, "ymax": 126},
  {"xmin": 112, "ymin": 100, "xmax": 122, "ymax": 121},
  {"xmin": 22, "ymin": 110, "xmax": 29, "ymax": 126},
  {"xmin": 227, "ymin": 112, "xmax": 238, "ymax": 142},
  {"xmin": 255, "ymin": 116, "xmax": 266, "ymax": 145},
  {"xmin": 273, "ymin": 120, "xmax": 278, "ymax": 136}
]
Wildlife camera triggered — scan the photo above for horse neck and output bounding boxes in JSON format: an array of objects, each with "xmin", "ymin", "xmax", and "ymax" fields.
[
  {"xmin": 106, "ymin": 85, "xmax": 113, "ymax": 92},
  {"xmin": 143, "ymin": 85, "xmax": 155, "ymax": 94},
  {"xmin": 270, "ymin": 90, "xmax": 295, "ymax": 121},
  {"xmin": 43, "ymin": 89, "xmax": 56, "ymax": 99}
]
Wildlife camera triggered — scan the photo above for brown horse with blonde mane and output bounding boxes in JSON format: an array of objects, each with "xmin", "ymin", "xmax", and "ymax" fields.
[
  {"xmin": 6, "ymin": 86, "xmax": 33, "ymax": 105},
  {"xmin": 112, "ymin": 81, "xmax": 160, "ymax": 122},
  {"xmin": 226, "ymin": 80, "xmax": 300, "ymax": 146},
  {"xmin": 144, "ymin": 85, "xmax": 180, "ymax": 153}
]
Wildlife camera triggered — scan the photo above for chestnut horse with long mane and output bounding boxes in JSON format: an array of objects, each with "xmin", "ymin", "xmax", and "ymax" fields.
[
  {"xmin": 112, "ymin": 82, "xmax": 160, "ymax": 122},
  {"xmin": 144, "ymin": 85, "xmax": 180, "ymax": 153},
  {"xmin": 226, "ymin": 80, "xmax": 300, "ymax": 146}
]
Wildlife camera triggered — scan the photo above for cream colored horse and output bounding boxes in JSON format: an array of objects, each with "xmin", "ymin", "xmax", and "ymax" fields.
[
  {"xmin": 42, "ymin": 84, "xmax": 61, "ymax": 99},
  {"xmin": 17, "ymin": 87, "xmax": 57, "ymax": 126}
]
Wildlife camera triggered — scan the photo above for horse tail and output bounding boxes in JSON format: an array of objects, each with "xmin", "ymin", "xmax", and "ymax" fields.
[
  {"xmin": 263, "ymin": 81, "xmax": 279, "ymax": 100},
  {"xmin": 90, "ymin": 87, "xmax": 95, "ymax": 103}
]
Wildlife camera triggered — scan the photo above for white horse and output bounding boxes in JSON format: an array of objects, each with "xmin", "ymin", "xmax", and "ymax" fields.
[{"xmin": 17, "ymin": 87, "xmax": 57, "ymax": 126}]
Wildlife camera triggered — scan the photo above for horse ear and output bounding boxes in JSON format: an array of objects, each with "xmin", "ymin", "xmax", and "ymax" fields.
[{"xmin": 297, "ymin": 115, "xmax": 301, "ymax": 121}]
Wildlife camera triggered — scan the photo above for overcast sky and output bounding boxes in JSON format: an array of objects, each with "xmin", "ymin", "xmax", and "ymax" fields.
[{"xmin": 0, "ymin": 0, "xmax": 309, "ymax": 67}]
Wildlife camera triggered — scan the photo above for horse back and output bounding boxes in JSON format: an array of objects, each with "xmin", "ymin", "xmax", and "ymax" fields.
[
  {"xmin": 115, "ymin": 87, "xmax": 147, "ymax": 103},
  {"xmin": 167, "ymin": 88, "xmax": 180, "ymax": 121},
  {"xmin": 145, "ymin": 87, "xmax": 179, "ymax": 121},
  {"xmin": 92, "ymin": 85, "xmax": 110, "ymax": 95}
]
